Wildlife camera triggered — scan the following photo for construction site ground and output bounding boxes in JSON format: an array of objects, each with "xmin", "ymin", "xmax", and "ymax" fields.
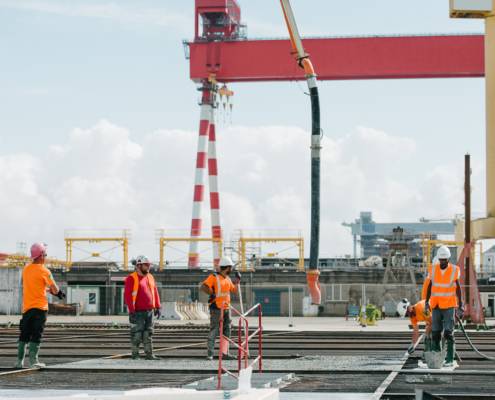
[{"xmin": 0, "ymin": 317, "xmax": 494, "ymax": 399}]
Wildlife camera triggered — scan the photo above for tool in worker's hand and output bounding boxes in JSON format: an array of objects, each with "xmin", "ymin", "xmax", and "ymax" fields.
[
  {"xmin": 405, "ymin": 334, "xmax": 424, "ymax": 357},
  {"xmin": 55, "ymin": 290, "xmax": 66, "ymax": 300},
  {"xmin": 236, "ymin": 272, "xmax": 244, "ymax": 315}
]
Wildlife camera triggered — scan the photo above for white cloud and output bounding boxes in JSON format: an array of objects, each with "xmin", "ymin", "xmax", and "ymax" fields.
[
  {"xmin": 0, "ymin": 120, "xmax": 477, "ymax": 263},
  {"xmin": 0, "ymin": 0, "xmax": 191, "ymax": 31}
]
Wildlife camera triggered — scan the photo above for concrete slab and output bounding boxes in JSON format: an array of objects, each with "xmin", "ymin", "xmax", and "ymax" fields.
[
  {"xmin": 0, "ymin": 388, "xmax": 280, "ymax": 400},
  {"xmin": 45, "ymin": 354, "xmax": 405, "ymax": 372},
  {"xmin": 280, "ymin": 394, "xmax": 373, "ymax": 400},
  {"xmin": 0, "ymin": 390, "xmax": 123, "ymax": 398},
  {"xmin": 0, "ymin": 390, "xmax": 374, "ymax": 400},
  {"xmin": 184, "ymin": 373, "xmax": 296, "ymax": 391}
]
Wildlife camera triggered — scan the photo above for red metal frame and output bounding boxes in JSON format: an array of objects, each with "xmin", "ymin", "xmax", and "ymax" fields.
[
  {"xmin": 457, "ymin": 243, "xmax": 486, "ymax": 325},
  {"xmin": 217, "ymin": 303, "xmax": 263, "ymax": 390},
  {"xmin": 189, "ymin": 35, "xmax": 484, "ymax": 82}
]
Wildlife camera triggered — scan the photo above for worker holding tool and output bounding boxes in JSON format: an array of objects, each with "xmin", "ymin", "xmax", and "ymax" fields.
[
  {"xmin": 15, "ymin": 243, "xmax": 66, "ymax": 368},
  {"xmin": 424, "ymin": 245, "xmax": 464, "ymax": 367},
  {"xmin": 201, "ymin": 256, "xmax": 241, "ymax": 360},
  {"xmin": 124, "ymin": 255, "xmax": 161, "ymax": 360},
  {"xmin": 397, "ymin": 299, "xmax": 432, "ymax": 354}
]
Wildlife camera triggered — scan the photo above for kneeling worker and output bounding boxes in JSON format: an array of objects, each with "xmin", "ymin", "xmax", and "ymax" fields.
[
  {"xmin": 124, "ymin": 256, "xmax": 161, "ymax": 360},
  {"xmin": 397, "ymin": 299, "xmax": 432, "ymax": 354},
  {"xmin": 425, "ymin": 245, "xmax": 463, "ymax": 367},
  {"xmin": 201, "ymin": 257, "xmax": 241, "ymax": 360},
  {"xmin": 16, "ymin": 243, "xmax": 66, "ymax": 368}
]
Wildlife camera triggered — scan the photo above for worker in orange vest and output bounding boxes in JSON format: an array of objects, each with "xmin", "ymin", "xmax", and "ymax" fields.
[
  {"xmin": 124, "ymin": 255, "xmax": 161, "ymax": 360},
  {"xmin": 424, "ymin": 245, "xmax": 463, "ymax": 367},
  {"xmin": 16, "ymin": 243, "xmax": 66, "ymax": 368},
  {"xmin": 201, "ymin": 256, "xmax": 241, "ymax": 360},
  {"xmin": 397, "ymin": 299, "xmax": 432, "ymax": 354}
]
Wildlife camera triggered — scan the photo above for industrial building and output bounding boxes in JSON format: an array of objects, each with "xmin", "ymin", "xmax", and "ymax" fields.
[{"xmin": 343, "ymin": 212, "xmax": 457, "ymax": 259}]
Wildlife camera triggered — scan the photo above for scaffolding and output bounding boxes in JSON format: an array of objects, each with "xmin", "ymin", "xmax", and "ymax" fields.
[
  {"xmin": 64, "ymin": 229, "xmax": 130, "ymax": 271},
  {"xmin": 155, "ymin": 229, "xmax": 222, "ymax": 271},
  {"xmin": 0, "ymin": 254, "xmax": 67, "ymax": 270}
]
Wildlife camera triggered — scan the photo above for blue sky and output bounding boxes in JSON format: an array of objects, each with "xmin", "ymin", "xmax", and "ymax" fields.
[{"xmin": 0, "ymin": 0, "xmax": 489, "ymax": 259}]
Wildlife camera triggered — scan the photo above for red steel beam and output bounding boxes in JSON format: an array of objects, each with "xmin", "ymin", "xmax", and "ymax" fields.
[{"xmin": 189, "ymin": 35, "xmax": 484, "ymax": 82}]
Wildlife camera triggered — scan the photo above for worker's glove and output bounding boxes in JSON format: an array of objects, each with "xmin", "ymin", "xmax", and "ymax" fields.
[
  {"xmin": 424, "ymin": 301, "xmax": 430, "ymax": 314},
  {"xmin": 154, "ymin": 308, "xmax": 162, "ymax": 319},
  {"xmin": 129, "ymin": 312, "xmax": 137, "ymax": 324},
  {"xmin": 407, "ymin": 344, "xmax": 415, "ymax": 355},
  {"xmin": 456, "ymin": 304, "xmax": 465, "ymax": 320},
  {"xmin": 233, "ymin": 271, "xmax": 241, "ymax": 284},
  {"xmin": 55, "ymin": 290, "xmax": 66, "ymax": 300}
]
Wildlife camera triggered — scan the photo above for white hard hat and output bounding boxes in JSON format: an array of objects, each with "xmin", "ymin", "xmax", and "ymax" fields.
[
  {"xmin": 397, "ymin": 298, "xmax": 410, "ymax": 318},
  {"xmin": 219, "ymin": 256, "xmax": 234, "ymax": 268},
  {"xmin": 134, "ymin": 255, "xmax": 150, "ymax": 265},
  {"xmin": 436, "ymin": 245, "xmax": 451, "ymax": 260}
]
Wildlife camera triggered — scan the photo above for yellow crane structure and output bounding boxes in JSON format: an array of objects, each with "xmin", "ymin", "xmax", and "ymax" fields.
[
  {"xmin": 450, "ymin": 1, "xmax": 495, "ymax": 239},
  {"xmin": 156, "ymin": 229, "xmax": 222, "ymax": 271},
  {"xmin": 237, "ymin": 235, "xmax": 304, "ymax": 273},
  {"xmin": 64, "ymin": 229, "xmax": 130, "ymax": 271}
]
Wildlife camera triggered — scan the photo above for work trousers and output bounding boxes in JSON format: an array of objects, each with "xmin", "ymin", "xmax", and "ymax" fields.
[
  {"xmin": 129, "ymin": 310, "xmax": 155, "ymax": 345},
  {"xmin": 207, "ymin": 308, "xmax": 231, "ymax": 354},
  {"xmin": 19, "ymin": 309, "xmax": 47, "ymax": 344},
  {"xmin": 431, "ymin": 307, "xmax": 455, "ymax": 346}
]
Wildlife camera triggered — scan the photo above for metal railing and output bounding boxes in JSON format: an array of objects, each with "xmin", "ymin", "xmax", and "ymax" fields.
[{"xmin": 217, "ymin": 303, "xmax": 263, "ymax": 389}]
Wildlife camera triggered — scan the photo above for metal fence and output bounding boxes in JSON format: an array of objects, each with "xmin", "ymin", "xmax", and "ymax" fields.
[{"xmin": 0, "ymin": 282, "xmax": 429, "ymax": 318}]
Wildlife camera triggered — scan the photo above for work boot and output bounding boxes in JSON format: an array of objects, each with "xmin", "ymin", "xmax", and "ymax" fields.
[
  {"xmin": 206, "ymin": 351, "xmax": 214, "ymax": 361},
  {"xmin": 444, "ymin": 338, "xmax": 455, "ymax": 367},
  {"xmin": 431, "ymin": 339, "xmax": 441, "ymax": 353},
  {"xmin": 131, "ymin": 340, "xmax": 140, "ymax": 360},
  {"xmin": 131, "ymin": 331, "xmax": 142, "ymax": 360},
  {"xmin": 143, "ymin": 332, "xmax": 159, "ymax": 360},
  {"xmin": 221, "ymin": 353, "xmax": 235, "ymax": 360},
  {"xmin": 424, "ymin": 337, "xmax": 432, "ymax": 353},
  {"xmin": 14, "ymin": 341, "xmax": 27, "ymax": 369},
  {"xmin": 28, "ymin": 342, "xmax": 45, "ymax": 368}
]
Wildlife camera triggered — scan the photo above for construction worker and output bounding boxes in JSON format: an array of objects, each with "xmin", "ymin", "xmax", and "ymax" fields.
[
  {"xmin": 425, "ymin": 245, "xmax": 464, "ymax": 367},
  {"xmin": 397, "ymin": 298, "xmax": 432, "ymax": 354},
  {"xmin": 124, "ymin": 255, "xmax": 161, "ymax": 360},
  {"xmin": 201, "ymin": 257, "xmax": 241, "ymax": 360},
  {"xmin": 16, "ymin": 243, "xmax": 66, "ymax": 368}
]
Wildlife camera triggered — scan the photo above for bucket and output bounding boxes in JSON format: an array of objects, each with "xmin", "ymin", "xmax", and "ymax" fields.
[{"xmin": 424, "ymin": 350, "xmax": 446, "ymax": 369}]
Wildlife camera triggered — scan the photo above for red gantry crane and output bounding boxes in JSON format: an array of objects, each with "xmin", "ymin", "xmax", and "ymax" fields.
[{"xmin": 186, "ymin": 0, "xmax": 484, "ymax": 305}]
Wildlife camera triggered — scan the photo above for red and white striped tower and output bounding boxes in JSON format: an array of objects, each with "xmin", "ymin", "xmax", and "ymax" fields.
[
  {"xmin": 188, "ymin": 82, "xmax": 214, "ymax": 268},
  {"xmin": 208, "ymin": 118, "xmax": 222, "ymax": 267}
]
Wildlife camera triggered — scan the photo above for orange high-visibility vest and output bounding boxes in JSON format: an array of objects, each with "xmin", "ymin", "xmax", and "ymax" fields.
[
  {"xmin": 208, "ymin": 273, "xmax": 233, "ymax": 310},
  {"xmin": 428, "ymin": 263, "xmax": 460, "ymax": 309},
  {"xmin": 130, "ymin": 272, "xmax": 157, "ymax": 308},
  {"xmin": 410, "ymin": 300, "xmax": 431, "ymax": 325}
]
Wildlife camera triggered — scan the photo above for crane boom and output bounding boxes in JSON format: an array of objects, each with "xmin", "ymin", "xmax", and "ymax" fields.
[{"xmin": 279, "ymin": 0, "xmax": 321, "ymax": 305}]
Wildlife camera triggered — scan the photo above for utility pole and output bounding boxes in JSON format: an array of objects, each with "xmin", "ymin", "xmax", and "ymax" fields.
[{"xmin": 464, "ymin": 154, "xmax": 471, "ymax": 314}]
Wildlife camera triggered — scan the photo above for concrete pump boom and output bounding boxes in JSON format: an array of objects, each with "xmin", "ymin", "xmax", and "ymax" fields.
[{"xmin": 279, "ymin": 0, "xmax": 321, "ymax": 305}]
